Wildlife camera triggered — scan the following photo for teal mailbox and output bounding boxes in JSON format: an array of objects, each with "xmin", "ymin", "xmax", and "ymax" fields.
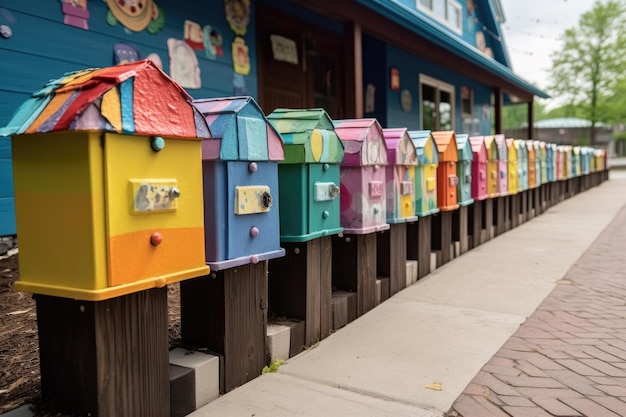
[
  {"xmin": 267, "ymin": 108, "xmax": 345, "ymax": 242},
  {"xmin": 455, "ymin": 134, "xmax": 474, "ymax": 206}
]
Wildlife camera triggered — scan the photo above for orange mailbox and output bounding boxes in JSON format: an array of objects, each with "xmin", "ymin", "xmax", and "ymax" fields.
[
  {"xmin": 1, "ymin": 60, "xmax": 211, "ymax": 300},
  {"xmin": 432, "ymin": 131, "xmax": 459, "ymax": 211}
]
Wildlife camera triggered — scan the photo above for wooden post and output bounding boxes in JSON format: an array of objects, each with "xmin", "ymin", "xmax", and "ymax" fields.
[
  {"xmin": 377, "ymin": 223, "xmax": 407, "ymax": 297},
  {"xmin": 36, "ymin": 289, "xmax": 169, "ymax": 417},
  {"xmin": 452, "ymin": 205, "xmax": 469, "ymax": 255},
  {"xmin": 407, "ymin": 216, "xmax": 432, "ymax": 279},
  {"xmin": 520, "ymin": 191, "xmax": 528, "ymax": 223},
  {"xmin": 469, "ymin": 201, "xmax": 482, "ymax": 249},
  {"xmin": 268, "ymin": 237, "xmax": 333, "ymax": 347},
  {"xmin": 510, "ymin": 194, "xmax": 520, "ymax": 229},
  {"xmin": 332, "ymin": 233, "xmax": 377, "ymax": 317},
  {"xmin": 180, "ymin": 263, "xmax": 268, "ymax": 393},
  {"xmin": 494, "ymin": 197, "xmax": 505, "ymax": 236},
  {"xmin": 483, "ymin": 199, "xmax": 494, "ymax": 241},
  {"xmin": 432, "ymin": 211, "xmax": 453, "ymax": 266}
]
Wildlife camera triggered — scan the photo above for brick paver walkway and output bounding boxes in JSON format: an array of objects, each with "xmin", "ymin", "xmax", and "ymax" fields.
[{"xmin": 447, "ymin": 205, "xmax": 626, "ymax": 417}]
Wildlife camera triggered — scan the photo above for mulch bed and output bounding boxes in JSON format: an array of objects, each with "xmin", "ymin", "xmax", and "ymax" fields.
[{"xmin": 0, "ymin": 254, "xmax": 182, "ymax": 415}]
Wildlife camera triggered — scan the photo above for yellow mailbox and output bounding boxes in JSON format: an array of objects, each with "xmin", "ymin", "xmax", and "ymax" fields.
[{"xmin": 1, "ymin": 60, "xmax": 211, "ymax": 300}]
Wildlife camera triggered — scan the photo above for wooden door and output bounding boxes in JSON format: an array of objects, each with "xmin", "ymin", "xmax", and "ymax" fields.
[{"xmin": 256, "ymin": 4, "xmax": 345, "ymax": 119}]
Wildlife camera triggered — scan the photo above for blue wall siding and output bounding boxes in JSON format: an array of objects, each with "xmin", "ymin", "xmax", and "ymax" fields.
[
  {"xmin": 385, "ymin": 44, "xmax": 493, "ymax": 134},
  {"xmin": 362, "ymin": 33, "xmax": 387, "ymax": 127},
  {"xmin": 0, "ymin": 0, "xmax": 257, "ymax": 236}
]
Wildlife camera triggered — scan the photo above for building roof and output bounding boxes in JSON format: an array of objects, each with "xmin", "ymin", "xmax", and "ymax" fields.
[
  {"xmin": 357, "ymin": 0, "xmax": 549, "ymax": 99},
  {"xmin": 528, "ymin": 118, "xmax": 607, "ymax": 129}
]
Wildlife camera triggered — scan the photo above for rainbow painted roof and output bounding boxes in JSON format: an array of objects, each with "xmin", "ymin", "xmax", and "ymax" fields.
[
  {"xmin": 1, "ymin": 60, "xmax": 211, "ymax": 140},
  {"xmin": 382, "ymin": 127, "xmax": 417, "ymax": 166},
  {"xmin": 193, "ymin": 96, "xmax": 284, "ymax": 162}
]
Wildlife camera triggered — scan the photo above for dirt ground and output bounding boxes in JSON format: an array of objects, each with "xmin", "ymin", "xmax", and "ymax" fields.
[{"xmin": 0, "ymin": 253, "xmax": 182, "ymax": 415}]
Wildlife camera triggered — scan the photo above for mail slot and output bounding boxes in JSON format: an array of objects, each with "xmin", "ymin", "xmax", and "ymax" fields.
[
  {"xmin": 454, "ymin": 133, "xmax": 473, "ymax": 206},
  {"xmin": 267, "ymin": 108, "xmax": 345, "ymax": 242},
  {"xmin": 484, "ymin": 135, "xmax": 500, "ymax": 197},
  {"xmin": 409, "ymin": 130, "xmax": 439, "ymax": 217},
  {"xmin": 333, "ymin": 118, "xmax": 390, "ymax": 234},
  {"xmin": 538, "ymin": 141, "xmax": 548, "ymax": 184},
  {"xmin": 194, "ymin": 96, "xmax": 285, "ymax": 270},
  {"xmin": 506, "ymin": 138, "xmax": 519, "ymax": 195},
  {"xmin": 3, "ymin": 60, "xmax": 210, "ymax": 300},
  {"xmin": 526, "ymin": 140, "xmax": 537, "ymax": 188},
  {"xmin": 432, "ymin": 131, "xmax": 460, "ymax": 211},
  {"xmin": 469, "ymin": 136, "xmax": 489, "ymax": 200},
  {"xmin": 494, "ymin": 134, "xmax": 508, "ymax": 195},
  {"xmin": 546, "ymin": 143, "xmax": 556, "ymax": 182},
  {"xmin": 382, "ymin": 127, "xmax": 418, "ymax": 223},
  {"xmin": 514, "ymin": 139, "xmax": 528, "ymax": 191}
]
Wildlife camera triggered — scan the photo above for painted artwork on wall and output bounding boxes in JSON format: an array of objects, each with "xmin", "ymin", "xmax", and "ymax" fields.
[
  {"xmin": 168, "ymin": 39, "xmax": 201, "ymax": 89},
  {"xmin": 61, "ymin": 0, "xmax": 90, "ymax": 30},
  {"xmin": 232, "ymin": 36, "xmax": 250, "ymax": 75},
  {"xmin": 224, "ymin": 0, "xmax": 250, "ymax": 36},
  {"xmin": 104, "ymin": 0, "xmax": 165, "ymax": 34}
]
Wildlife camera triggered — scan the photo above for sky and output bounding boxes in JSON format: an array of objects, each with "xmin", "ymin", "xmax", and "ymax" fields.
[{"xmin": 499, "ymin": 0, "xmax": 595, "ymax": 105}]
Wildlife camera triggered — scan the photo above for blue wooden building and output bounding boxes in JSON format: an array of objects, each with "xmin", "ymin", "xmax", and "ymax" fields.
[{"xmin": 0, "ymin": 0, "xmax": 547, "ymax": 237}]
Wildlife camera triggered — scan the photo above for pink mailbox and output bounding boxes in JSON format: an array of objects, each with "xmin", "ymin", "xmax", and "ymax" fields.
[
  {"xmin": 469, "ymin": 136, "xmax": 489, "ymax": 201},
  {"xmin": 494, "ymin": 134, "xmax": 508, "ymax": 195},
  {"xmin": 382, "ymin": 128, "xmax": 418, "ymax": 223},
  {"xmin": 333, "ymin": 118, "xmax": 389, "ymax": 234}
]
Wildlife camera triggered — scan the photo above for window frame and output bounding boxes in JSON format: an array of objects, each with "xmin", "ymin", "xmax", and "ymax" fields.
[
  {"xmin": 419, "ymin": 74, "xmax": 456, "ymax": 131},
  {"xmin": 417, "ymin": 0, "xmax": 463, "ymax": 35}
]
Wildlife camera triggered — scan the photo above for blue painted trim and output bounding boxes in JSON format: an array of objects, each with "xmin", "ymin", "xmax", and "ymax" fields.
[{"xmin": 356, "ymin": 0, "xmax": 549, "ymax": 98}]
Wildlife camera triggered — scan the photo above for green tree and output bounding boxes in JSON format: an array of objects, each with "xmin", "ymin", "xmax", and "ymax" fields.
[
  {"xmin": 502, "ymin": 101, "xmax": 547, "ymax": 130},
  {"xmin": 548, "ymin": 0, "xmax": 626, "ymax": 145}
]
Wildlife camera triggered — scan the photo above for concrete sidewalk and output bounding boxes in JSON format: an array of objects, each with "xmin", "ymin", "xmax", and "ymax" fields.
[{"xmin": 188, "ymin": 173, "xmax": 626, "ymax": 417}]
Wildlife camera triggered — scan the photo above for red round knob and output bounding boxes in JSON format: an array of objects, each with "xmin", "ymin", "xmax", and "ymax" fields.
[{"xmin": 150, "ymin": 232, "xmax": 163, "ymax": 246}]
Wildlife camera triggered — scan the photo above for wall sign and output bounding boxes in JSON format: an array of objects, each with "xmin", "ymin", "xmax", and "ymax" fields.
[
  {"xmin": 270, "ymin": 35, "xmax": 298, "ymax": 65},
  {"xmin": 401, "ymin": 89, "xmax": 412, "ymax": 112}
]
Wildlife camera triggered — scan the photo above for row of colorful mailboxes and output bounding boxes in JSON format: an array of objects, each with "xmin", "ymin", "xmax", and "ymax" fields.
[{"xmin": 0, "ymin": 61, "xmax": 607, "ymax": 301}]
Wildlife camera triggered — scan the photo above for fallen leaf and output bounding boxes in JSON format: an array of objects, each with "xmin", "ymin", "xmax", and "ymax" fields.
[
  {"xmin": 7, "ymin": 308, "xmax": 32, "ymax": 315},
  {"xmin": 425, "ymin": 382, "xmax": 443, "ymax": 391}
]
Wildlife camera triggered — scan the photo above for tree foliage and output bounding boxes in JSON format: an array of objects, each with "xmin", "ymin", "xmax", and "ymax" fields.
[{"xmin": 548, "ymin": 0, "xmax": 626, "ymax": 144}]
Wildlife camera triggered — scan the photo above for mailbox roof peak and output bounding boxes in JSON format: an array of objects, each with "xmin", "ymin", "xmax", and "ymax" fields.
[
  {"xmin": 0, "ymin": 60, "xmax": 211, "ymax": 140},
  {"xmin": 193, "ymin": 96, "xmax": 285, "ymax": 162},
  {"xmin": 431, "ymin": 131, "xmax": 458, "ymax": 161},
  {"xmin": 455, "ymin": 133, "xmax": 473, "ymax": 162},
  {"xmin": 266, "ymin": 108, "xmax": 344, "ymax": 164},
  {"xmin": 332, "ymin": 118, "xmax": 388, "ymax": 167},
  {"xmin": 382, "ymin": 127, "xmax": 417, "ymax": 166},
  {"xmin": 408, "ymin": 130, "xmax": 439, "ymax": 166}
]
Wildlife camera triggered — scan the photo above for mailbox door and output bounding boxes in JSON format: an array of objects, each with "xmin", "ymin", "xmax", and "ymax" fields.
[
  {"xmin": 308, "ymin": 164, "xmax": 341, "ymax": 235},
  {"xmin": 479, "ymin": 161, "xmax": 488, "ymax": 198},
  {"xmin": 227, "ymin": 161, "xmax": 280, "ymax": 260},
  {"xmin": 487, "ymin": 160, "xmax": 498, "ymax": 196},
  {"xmin": 396, "ymin": 165, "xmax": 415, "ymax": 218},
  {"xmin": 425, "ymin": 164, "xmax": 438, "ymax": 211},
  {"xmin": 498, "ymin": 161, "xmax": 508, "ymax": 194},
  {"xmin": 103, "ymin": 134, "xmax": 206, "ymax": 287},
  {"xmin": 361, "ymin": 166, "xmax": 386, "ymax": 228}
]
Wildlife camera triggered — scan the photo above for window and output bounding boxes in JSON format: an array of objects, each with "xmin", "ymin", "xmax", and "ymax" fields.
[
  {"xmin": 420, "ymin": 75, "xmax": 454, "ymax": 131},
  {"xmin": 417, "ymin": 0, "xmax": 462, "ymax": 34}
]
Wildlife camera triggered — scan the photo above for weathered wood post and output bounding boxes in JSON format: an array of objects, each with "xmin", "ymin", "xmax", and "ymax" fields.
[
  {"xmin": 181, "ymin": 97, "xmax": 285, "ymax": 393},
  {"xmin": 432, "ymin": 131, "xmax": 460, "ymax": 266},
  {"xmin": 494, "ymin": 135, "xmax": 509, "ymax": 236},
  {"xmin": 506, "ymin": 138, "xmax": 520, "ymax": 229},
  {"xmin": 514, "ymin": 139, "xmax": 529, "ymax": 224},
  {"xmin": 407, "ymin": 130, "xmax": 439, "ymax": 278},
  {"xmin": 379, "ymin": 128, "xmax": 419, "ymax": 294},
  {"xmin": 5, "ymin": 60, "xmax": 211, "ymax": 417},
  {"xmin": 265, "ymin": 108, "xmax": 344, "ymax": 347},
  {"xmin": 469, "ymin": 136, "xmax": 489, "ymax": 247},
  {"xmin": 452, "ymin": 134, "xmax": 473, "ymax": 256},
  {"xmin": 331, "ymin": 118, "xmax": 389, "ymax": 321}
]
